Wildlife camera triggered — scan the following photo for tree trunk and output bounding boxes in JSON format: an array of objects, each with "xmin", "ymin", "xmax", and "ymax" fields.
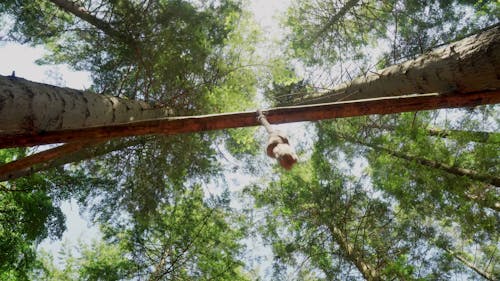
[
  {"xmin": 311, "ymin": 0, "xmax": 360, "ymax": 43},
  {"xmin": 149, "ymin": 248, "xmax": 170, "ymax": 281},
  {"xmin": 47, "ymin": 0, "xmax": 131, "ymax": 43},
  {"xmin": 0, "ymin": 88, "xmax": 497, "ymax": 181},
  {"xmin": 348, "ymin": 136, "xmax": 500, "ymax": 187},
  {"xmin": 370, "ymin": 124, "xmax": 500, "ymax": 144},
  {"xmin": 0, "ymin": 24, "xmax": 499, "ymax": 146},
  {"xmin": 328, "ymin": 224, "xmax": 382, "ymax": 281},
  {"xmin": 0, "ymin": 75, "xmax": 172, "ymax": 134},
  {"xmin": 1, "ymin": 86, "xmax": 498, "ymax": 148},
  {"xmin": 293, "ymin": 24, "xmax": 500, "ymax": 104},
  {"xmin": 443, "ymin": 248, "xmax": 496, "ymax": 281}
]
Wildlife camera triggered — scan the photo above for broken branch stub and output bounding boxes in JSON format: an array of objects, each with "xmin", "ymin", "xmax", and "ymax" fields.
[{"xmin": 257, "ymin": 110, "xmax": 298, "ymax": 170}]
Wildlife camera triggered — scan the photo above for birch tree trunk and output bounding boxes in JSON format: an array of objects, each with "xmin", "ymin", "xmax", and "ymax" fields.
[
  {"xmin": 0, "ymin": 75, "xmax": 172, "ymax": 134},
  {"xmin": 293, "ymin": 24, "xmax": 500, "ymax": 104}
]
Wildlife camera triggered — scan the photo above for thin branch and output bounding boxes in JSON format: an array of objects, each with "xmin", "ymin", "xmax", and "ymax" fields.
[
  {"xmin": 444, "ymin": 248, "xmax": 496, "ymax": 281},
  {"xmin": 0, "ymin": 183, "xmax": 30, "ymax": 192},
  {"xmin": 370, "ymin": 124, "xmax": 500, "ymax": 144}
]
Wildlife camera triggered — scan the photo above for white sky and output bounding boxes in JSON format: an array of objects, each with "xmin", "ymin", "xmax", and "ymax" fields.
[
  {"xmin": 0, "ymin": 43, "xmax": 91, "ymax": 88},
  {"xmin": 250, "ymin": 0, "xmax": 289, "ymax": 33}
]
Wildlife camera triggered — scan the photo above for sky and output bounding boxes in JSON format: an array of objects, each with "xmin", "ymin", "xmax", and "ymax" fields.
[
  {"xmin": 2, "ymin": 1, "xmax": 496, "ymax": 280},
  {"xmin": 0, "ymin": 43, "xmax": 91, "ymax": 88},
  {"xmin": 0, "ymin": 43, "xmax": 100, "ymax": 260},
  {"xmin": 0, "ymin": 0, "xmax": 292, "ymax": 276}
]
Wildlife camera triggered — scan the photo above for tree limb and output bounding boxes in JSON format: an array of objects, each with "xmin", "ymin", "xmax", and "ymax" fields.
[
  {"xmin": 47, "ymin": 0, "xmax": 132, "ymax": 43},
  {"xmin": 1, "ymin": 90, "xmax": 498, "ymax": 148}
]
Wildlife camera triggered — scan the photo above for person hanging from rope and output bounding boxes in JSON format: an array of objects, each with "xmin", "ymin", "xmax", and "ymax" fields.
[{"xmin": 257, "ymin": 110, "xmax": 298, "ymax": 170}]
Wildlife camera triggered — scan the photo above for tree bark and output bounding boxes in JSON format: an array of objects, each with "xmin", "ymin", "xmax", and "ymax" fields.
[
  {"xmin": 0, "ymin": 26, "xmax": 498, "ymax": 148},
  {"xmin": 0, "ymin": 75, "xmax": 172, "ymax": 134},
  {"xmin": 1, "ymin": 89, "xmax": 498, "ymax": 148},
  {"xmin": 293, "ymin": 24, "xmax": 500, "ymax": 104},
  {"xmin": 0, "ymin": 88, "xmax": 497, "ymax": 181}
]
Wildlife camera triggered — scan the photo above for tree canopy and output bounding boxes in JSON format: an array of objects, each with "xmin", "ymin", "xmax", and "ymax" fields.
[{"xmin": 0, "ymin": 0, "xmax": 498, "ymax": 280}]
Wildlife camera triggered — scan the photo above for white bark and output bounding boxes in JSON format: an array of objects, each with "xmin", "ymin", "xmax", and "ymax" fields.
[{"xmin": 0, "ymin": 76, "xmax": 172, "ymax": 134}]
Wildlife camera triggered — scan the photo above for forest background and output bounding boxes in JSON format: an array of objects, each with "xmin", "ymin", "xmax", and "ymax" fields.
[{"xmin": 0, "ymin": 0, "xmax": 499, "ymax": 280}]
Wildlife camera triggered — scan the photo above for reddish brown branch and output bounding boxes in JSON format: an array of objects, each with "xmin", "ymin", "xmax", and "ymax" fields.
[
  {"xmin": 0, "ymin": 141, "xmax": 102, "ymax": 182},
  {"xmin": 0, "ymin": 90, "xmax": 498, "ymax": 149}
]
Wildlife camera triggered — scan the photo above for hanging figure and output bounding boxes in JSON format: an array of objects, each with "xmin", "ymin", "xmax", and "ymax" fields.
[{"xmin": 257, "ymin": 110, "xmax": 298, "ymax": 170}]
